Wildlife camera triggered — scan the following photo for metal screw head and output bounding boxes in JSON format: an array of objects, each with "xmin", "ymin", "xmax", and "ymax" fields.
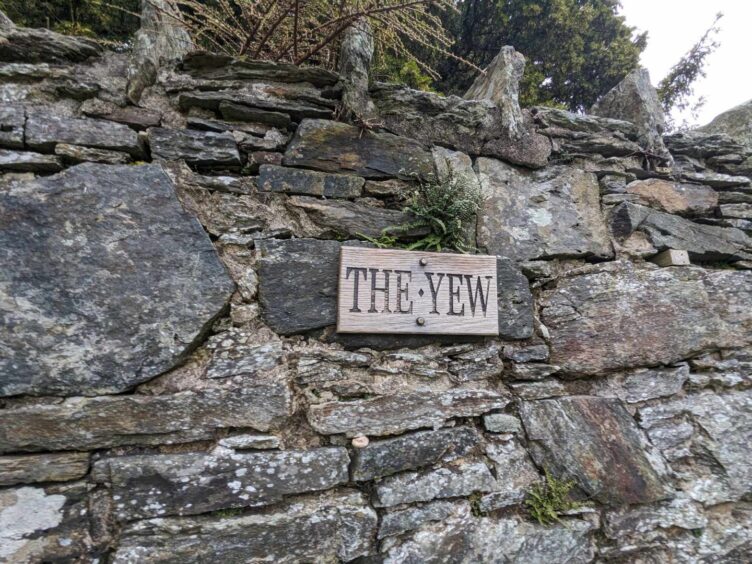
[
  {"xmin": 419, "ymin": 257, "xmax": 428, "ymax": 266},
  {"xmin": 416, "ymin": 317, "xmax": 425, "ymax": 326}
]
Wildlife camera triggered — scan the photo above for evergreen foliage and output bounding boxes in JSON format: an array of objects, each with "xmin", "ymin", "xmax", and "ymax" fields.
[{"xmin": 525, "ymin": 469, "xmax": 580, "ymax": 525}]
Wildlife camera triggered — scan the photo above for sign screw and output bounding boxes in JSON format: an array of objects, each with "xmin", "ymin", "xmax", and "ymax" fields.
[
  {"xmin": 416, "ymin": 317, "xmax": 425, "ymax": 326},
  {"xmin": 419, "ymin": 257, "xmax": 428, "ymax": 266}
]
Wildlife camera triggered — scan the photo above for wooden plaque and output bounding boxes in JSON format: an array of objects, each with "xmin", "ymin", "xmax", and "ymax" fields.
[{"xmin": 337, "ymin": 247, "xmax": 499, "ymax": 335}]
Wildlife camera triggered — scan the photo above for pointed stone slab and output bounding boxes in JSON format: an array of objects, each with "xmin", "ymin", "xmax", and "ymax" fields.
[{"xmin": 0, "ymin": 163, "xmax": 235, "ymax": 396}]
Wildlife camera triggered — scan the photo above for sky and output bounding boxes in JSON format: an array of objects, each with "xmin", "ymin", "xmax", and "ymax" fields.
[{"xmin": 618, "ymin": 0, "xmax": 752, "ymax": 127}]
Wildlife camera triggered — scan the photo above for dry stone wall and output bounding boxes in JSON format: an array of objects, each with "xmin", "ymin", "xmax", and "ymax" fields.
[{"xmin": 0, "ymin": 21, "xmax": 751, "ymax": 564}]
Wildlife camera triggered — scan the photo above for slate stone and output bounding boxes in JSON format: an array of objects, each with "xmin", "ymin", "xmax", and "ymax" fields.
[
  {"xmin": 591, "ymin": 68, "xmax": 671, "ymax": 162},
  {"xmin": 696, "ymin": 99, "xmax": 752, "ymax": 149},
  {"xmin": 478, "ymin": 438, "xmax": 540, "ymax": 511},
  {"xmin": 0, "ymin": 163, "xmax": 235, "ymax": 396},
  {"xmin": 283, "ymin": 118, "xmax": 435, "ymax": 179},
  {"xmin": 80, "ymin": 98, "xmax": 161, "ymax": 130},
  {"xmin": 591, "ymin": 364, "xmax": 689, "ymax": 404},
  {"xmin": 610, "ymin": 202, "xmax": 752, "ymax": 261},
  {"xmin": 373, "ymin": 461, "xmax": 496, "ymax": 507},
  {"xmin": 25, "ymin": 114, "xmax": 144, "ymax": 157},
  {"xmin": 604, "ymin": 495, "xmax": 707, "ymax": 540},
  {"xmin": 113, "ymin": 490, "xmax": 376, "ymax": 563},
  {"xmin": 721, "ymin": 203, "xmax": 752, "ymax": 219},
  {"xmin": 665, "ymin": 130, "xmax": 747, "ymax": 157},
  {"xmin": 0, "ymin": 104, "xmax": 24, "ymax": 149},
  {"xmin": 218, "ymin": 101, "xmax": 292, "ymax": 128},
  {"xmin": 218, "ymin": 434, "xmax": 281, "ymax": 450},
  {"xmin": 0, "ymin": 25, "xmax": 102, "ymax": 63},
  {"xmin": 181, "ymin": 51, "xmax": 340, "ymax": 87},
  {"xmin": 519, "ymin": 396, "xmax": 672, "ymax": 505},
  {"xmin": 482, "ymin": 414, "xmax": 522, "ymax": 434},
  {"xmin": 477, "ymin": 158, "xmax": 613, "ymax": 261},
  {"xmin": 639, "ymin": 390, "xmax": 752, "ymax": 503},
  {"xmin": 506, "ymin": 363, "xmax": 561, "ymax": 381},
  {"xmin": 286, "ymin": 195, "xmax": 426, "ymax": 239},
  {"xmin": 147, "ymin": 127, "xmax": 241, "ymax": 168},
  {"xmin": 382, "ymin": 510, "xmax": 594, "ymax": 564},
  {"xmin": 680, "ymin": 169, "xmax": 750, "ymax": 188},
  {"xmin": 379, "ymin": 501, "xmax": 460, "ymax": 539},
  {"xmin": 206, "ymin": 342, "xmax": 285, "ymax": 379},
  {"xmin": 235, "ymin": 128, "xmax": 289, "ymax": 152},
  {"xmin": 258, "ymin": 164, "xmax": 364, "ymax": 198},
  {"xmin": 0, "ymin": 385, "xmax": 290, "ymax": 453},
  {"xmin": 541, "ymin": 262, "xmax": 752, "ymax": 375},
  {"xmin": 256, "ymin": 238, "xmax": 533, "ymax": 338},
  {"xmin": 626, "ymin": 178, "xmax": 718, "ymax": 216},
  {"xmin": 351, "ymin": 427, "xmax": 480, "ymax": 481},
  {"xmin": 0, "ymin": 149, "xmax": 62, "ymax": 172},
  {"xmin": 94, "ymin": 447, "xmax": 349, "ymax": 519},
  {"xmin": 178, "ymin": 88, "xmax": 334, "ymax": 122},
  {"xmin": 371, "ymin": 83, "xmax": 551, "ymax": 168},
  {"xmin": 0, "ymin": 453, "xmax": 89, "ymax": 486},
  {"xmin": 307, "ymin": 389, "xmax": 509, "ymax": 437},
  {"xmin": 54, "ymin": 143, "xmax": 131, "ymax": 165}
]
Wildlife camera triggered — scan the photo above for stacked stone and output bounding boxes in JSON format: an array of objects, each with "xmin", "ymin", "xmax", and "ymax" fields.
[{"xmin": 1, "ymin": 16, "xmax": 751, "ymax": 563}]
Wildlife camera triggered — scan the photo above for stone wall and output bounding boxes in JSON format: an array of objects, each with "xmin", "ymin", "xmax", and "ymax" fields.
[{"xmin": 1, "ymin": 21, "xmax": 751, "ymax": 563}]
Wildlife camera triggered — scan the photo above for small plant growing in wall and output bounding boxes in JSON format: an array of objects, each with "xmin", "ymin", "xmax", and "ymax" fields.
[
  {"xmin": 525, "ymin": 469, "xmax": 580, "ymax": 526},
  {"xmin": 360, "ymin": 168, "xmax": 484, "ymax": 253}
]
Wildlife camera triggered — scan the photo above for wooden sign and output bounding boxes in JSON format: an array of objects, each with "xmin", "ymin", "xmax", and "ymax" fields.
[{"xmin": 337, "ymin": 247, "xmax": 498, "ymax": 335}]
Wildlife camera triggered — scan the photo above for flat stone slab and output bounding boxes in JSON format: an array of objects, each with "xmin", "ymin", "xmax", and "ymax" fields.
[
  {"xmin": 0, "ymin": 163, "xmax": 235, "ymax": 396},
  {"xmin": 307, "ymin": 389, "xmax": 509, "ymax": 437},
  {"xmin": 520, "ymin": 396, "xmax": 672, "ymax": 505},
  {"xmin": 148, "ymin": 127, "xmax": 241, "ymax": 168},
  {"xmin": 114, "ymin": 490, "xmax": 376, "ymax": 563},
  {"xmin": 258, "ymin": 164, "xmax": 364, "ymax": 198},
  {"xmin": 94, "ymin": 447, "xmax": 350, "ymax": 519},
  {"xmin": 25, "ymin": 114, "xmax": 144, "ymax": 157},
  {"xmin": 0, "ymin": 453, "xmax": 89, "ymax": 486},
  {"xmin": 0, "ymin": 386, "xmax": 290, "ymax": 453},
  {"xmin": 0, "ymin": 104, "xmax": 24, "ymax": 149},
  {"xmin": 0, "ymin": 149, "xmax": 62, "ymax": 172},
  {"xmin": 541, "ymin": 262, "xmax": 752, "ymax": 375},
  {"xmin": 283, "ymin": 118, "xmax": 435, "ymax": 179},
  {"xmin": 477, "ymin": 158, "xmax": 613, "ymax": 261}
]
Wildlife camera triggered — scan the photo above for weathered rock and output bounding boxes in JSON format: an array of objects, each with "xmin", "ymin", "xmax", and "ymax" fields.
[
  {"xmin": 286, "ymin": 195, "xmax": 423, "ymax": 239},
  {"xmin": 180, "ymin": 51, "xmax": 340, "ymax": 88},
  {"xmin": 697, "ymin": 98, "xmax": 752, "ymax": 148},
  {"xmin": 610, "ymin": 202, "xmax": 752, "ymax": 261},
  {"xmin": 178, "ymin": 87, "xmax": 335, "ymax": 122},
  {"xmin": 206, "ymin": 342, "xmax": 285, "ymax": 379},
  {"xmin": 284, "ymin": 118, "xmax": 434, "ymax": 179},
  {"xmin": 680, "ymin": 169, "xmax": 750, "ymax": 188},
  {"xmin": 592, "ymin": 364, "xmax": 689, "ymax": 404},
  {"xmin": 506, "ymin": 363, "xmax": 561, "ymax": 381},
  {"xmin": 234, "ymin": 128, "xmax": 289, "ymax": 152},
  {"xmin": 363, "ymin": 178, "xmax": 412, "ymax": 198},
  {"xmin": 126, "ymin": 0, "xmax": 192, "ymax": 103},
  {"xmin": 604, "ymin": 494, "xmax": 707, "ymax": 540},
  {"xmin": 113, "ymin": 490, "xmax": 376, "ymax": 563},
  {"xmin": 308, "ymin": 389, "xmax": 509, "ymax": 437},
  {"xmin": 371, "ymin": 83, "xmax": 551, "ymax": 168},
  {"xmin": 520, "ymin": 396, "xmax": 671, "ymax": 505},
  {"xmin": 591, "ymin": 67, "xmax": 671, "ymax": 162},
  {"xmin": 0, "ymin": 103, "xmax": 24, "ymax": 149},
  {"xmin": 478, "ymin": 438, "xmax": 540, "ymax": 512},
  {"xmin": 501, "ymin": 343, "xmax": 549, "ymax": 363},
  {"xmin": 0, "ymin": 385, "xmax": 290, "ymax": 453},
  {"xmin": 447, "ymin": 342, "xmax": 503, "ymax": 382},
  {"xmin": 258, "ymin": 164, "xmax": 363, "ymax": 198},
  {"xmin": 379, "ymin": 501, "xmax": 461, "ymax": 539},
  {"xmin": 721, "ymin": 203, "xmax": 752, "ymax": 219},
  {"xmin": 0, "ymin": 22, "xmax": 101, "ymax": 63},
  {"xmin": 0, "ymin": 163, "xmax": 235, "ymax": 396},
  {"xmin": 476, "ymin": 158, "xmax": 613, "ymax": 261},
  {"xmin": 0, "ymin": 453, "xmax": 89, "ymax": 486},
  {"xmin": 542, "ymin": 262, "xmax": 752, "ymax": 374},
  {"xmin": 626, "ymin": 178, "xmax": 718, "ymax": 216},
  {"xmin": 219, "ymin": 434, "xmax": 281, "ymax": 450},
  {"xmin": 639, "ymin": 390, "xmax": 752, "ymax": 503},
  {"xmin": 464, "ymin": 46, "xmax": 525, "ymax": 139},
  {"xmin": 25, "ymin": 114, "xmax": 144, "ymax": 157},
  {"xmin": 218, "ymin": 101, "xmax": 292, "ymax": 128},
  {"xmin": 382, "ymin": 506, "xmax": 594, "ymax": 563},
  {"xmin": 148, "ymin": 127, "xmax": 241, "ymax": 168},
  {"xmin": 351, "ymin": 427, "xmax": 480, "ymax": 481},
  {"xmin": 664, "ymin": 130, "xmax": 747, "ymax": 157},
  {"xmin": 94, "ymin": 447, "xmax": 349, "ymax": 519},
  {"xmin": 54, "ymin": 143, "xmax": 131, "ymax": 165},
  {"xmin": 0, "ymin": 483, "xmax": 92, "ymax": 562},
  {"xmin": 482, "ymin": 413, "xmax": 522, "ymax": 434},
  {"xmin": 374, "ymin": 461, "xmax": 496, "ymax": 507},
  {"xmin": 80, "ymin": 98, "xmax": 162, "ymax": 130},
  {"xmin": 338, "ymin": 19, "xmax": 377, "ymax": 121},
  {"xmin": 0, "ymin": 149, "xmax": 62, "ymax": 172}
]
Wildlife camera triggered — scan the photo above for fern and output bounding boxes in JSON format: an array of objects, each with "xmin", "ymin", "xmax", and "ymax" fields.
[{"xmin": 525, "ymin": 469, "xmax": 580, "ymax": 526}]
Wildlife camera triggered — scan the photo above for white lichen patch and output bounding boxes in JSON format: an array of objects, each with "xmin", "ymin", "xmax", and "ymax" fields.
[{"xmin": 0, "ymin": 487, "xmax": 66, "ymax": 560}]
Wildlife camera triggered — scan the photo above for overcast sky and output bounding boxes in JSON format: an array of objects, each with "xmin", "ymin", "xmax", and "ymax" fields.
[{"xmin": 618, "ymin": 0, "xmax": 752, "ymax": 127}]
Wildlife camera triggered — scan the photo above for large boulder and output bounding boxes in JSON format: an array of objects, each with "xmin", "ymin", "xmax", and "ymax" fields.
[
  {"xmin": 591, "ymin": 68, "xmax": 671, "ymax": 163},
  {"xmin": 0, "ymin": 163, "xmax": 235, "ymax": 396},
  {"xmin": 697, "ymin": 98, "xmax": 752, "ymax": 149}
]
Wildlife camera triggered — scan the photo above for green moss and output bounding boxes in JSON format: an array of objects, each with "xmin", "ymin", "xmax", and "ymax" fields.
[{"xmin": 525, "ymin": 469, "xmax": 580, "ymax": 526}]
